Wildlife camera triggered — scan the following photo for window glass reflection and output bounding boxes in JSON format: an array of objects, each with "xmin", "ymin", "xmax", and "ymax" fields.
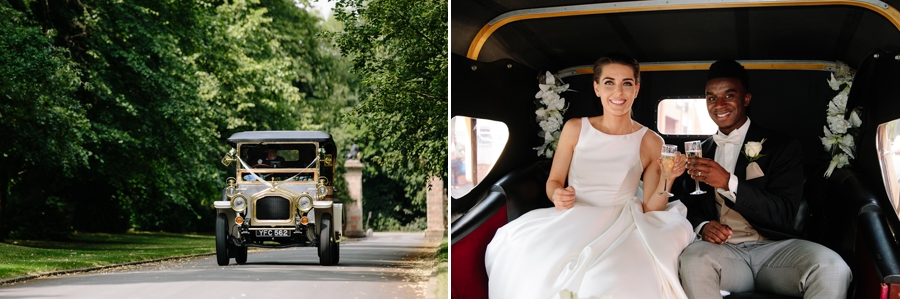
[
  {"xmin": 450, "ymin": 116, "xmax": 509, "ymax": 199},
  {"xmin": 657, "ymin": 98, "xmax": 718, "ymax": 135},
  {"xmin": 876, "ymin": 120, "xmax": 900, "ymax": 215}
]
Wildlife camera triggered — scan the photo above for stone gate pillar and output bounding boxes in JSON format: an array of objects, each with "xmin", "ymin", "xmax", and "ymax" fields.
[
  {"xmin": 344, "ymin": 159, "xmax": 366, "ymax": 238},
  {"xmin": 425, "ymin": 176, "xmax": 446, "ymax": 239}
]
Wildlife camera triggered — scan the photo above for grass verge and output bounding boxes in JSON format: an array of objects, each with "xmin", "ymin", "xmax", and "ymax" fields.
[
  {"xmin": 435, "ymin": 237, "xmax": 448, "ymax": 299},
  {"xmin": 0, "ymin": 231, "xmax": 214, "ymax": 282}
]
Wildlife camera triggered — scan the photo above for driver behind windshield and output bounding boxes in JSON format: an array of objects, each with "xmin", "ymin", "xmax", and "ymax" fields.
[{"xmin": 257, "ymin": 148, "xmax": 285, "ymax": 167}]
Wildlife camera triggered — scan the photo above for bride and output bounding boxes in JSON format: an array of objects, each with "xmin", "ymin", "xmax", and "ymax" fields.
[{"xmin": 485, "ymin": 53, "xmax": 696, "ymax": 299}]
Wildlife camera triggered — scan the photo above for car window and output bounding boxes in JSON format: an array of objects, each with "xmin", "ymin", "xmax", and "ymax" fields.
[
  {"xmin": 241, "ymin": 172, "xmax": 315, "ymax": 182},
  {"xmin": 877, "ymin": 120, "xmax": 900, "ymax": 216},
  {"xmin": 657, "ymin": 98, "xmax": 718, "ymax": 135},
  {"xmin": 450, "ymin": 116, "xmax": 509, "ymax": 199},
  {"xmin": 238, "ymin": 143, "xmax": 318, "ymax": 168}
]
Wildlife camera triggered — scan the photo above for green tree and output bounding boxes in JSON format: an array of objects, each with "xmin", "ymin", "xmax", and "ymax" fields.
[
  {"xmin": 0, "ymin": 1, "xmax": 90, "ymax": 238},
  {"xmin": 0, "ymin": 0, "xmax": 363, "ymax": 238},
  {"xmin": 41, "ymin": 0, "xmax": 229, "ymax": 232},
  {"xmin": 355, "ymin": 122, "xmax": 429, "ymax": 231},
  {"xmin": 257, "ymin": 0, "xmax": 362, "ymax": 206},
  {"xmin": 332, "ymin": 0, "xmax": 448, "ymax": 181}
]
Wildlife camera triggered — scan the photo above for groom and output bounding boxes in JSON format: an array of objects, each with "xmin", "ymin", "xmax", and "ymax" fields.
[{"xmin": 678, "ymin": 59, "xmax": 851, "ymax": 298}]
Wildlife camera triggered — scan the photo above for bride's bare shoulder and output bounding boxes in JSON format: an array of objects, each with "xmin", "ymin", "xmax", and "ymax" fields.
[{"xmin": 639, "ymin": 127, "xmax": 664, "ymax": 159}]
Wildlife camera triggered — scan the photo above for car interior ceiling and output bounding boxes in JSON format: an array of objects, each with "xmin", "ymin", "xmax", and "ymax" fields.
[{"xmin": 453, "ymin": 1, "xmax": 900, "ymax": 71}]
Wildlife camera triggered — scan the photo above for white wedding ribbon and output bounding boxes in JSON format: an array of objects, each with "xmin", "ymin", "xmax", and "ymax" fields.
[
  {"xmin": 237, "ymin": 156, "xmax": 274, "ymax": 189},
  {"xmin": 236, "ymin": 155, "xmax": 321, "ymax": 189},
  {"xmin": 273, "ymin": 156, "xmax": 319, "ymax": 189}
]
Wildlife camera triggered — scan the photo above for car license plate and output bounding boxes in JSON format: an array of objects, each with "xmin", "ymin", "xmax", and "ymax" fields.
[{"xmin": 255, "ymin": 229, "xmax": 291, "ymax": 237}]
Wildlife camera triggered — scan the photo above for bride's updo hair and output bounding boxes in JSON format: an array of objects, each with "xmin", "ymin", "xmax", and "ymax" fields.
[{"xmin": 592, "ymin": 53, "xmax": 640, "ymax": 84}]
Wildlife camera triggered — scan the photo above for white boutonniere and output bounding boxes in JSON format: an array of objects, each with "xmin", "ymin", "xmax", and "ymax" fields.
[
  {"xmin": 744, "ymin": 139, "xmax": 767, "ymax": 179},
  {"xmin": 743, "ymin": 139, "xmax": 766, "ymax": 163}
]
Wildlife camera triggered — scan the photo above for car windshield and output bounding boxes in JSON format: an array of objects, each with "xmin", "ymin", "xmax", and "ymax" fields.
[
  {"xmin": 238, "ymin": 143, "xmax": 318, "ymax": 169},
  {"xmin": 240, "ymin": 172, "xmax": 315, "ymax": 182}
]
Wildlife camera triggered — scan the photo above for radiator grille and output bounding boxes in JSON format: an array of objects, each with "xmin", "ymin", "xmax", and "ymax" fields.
[{"xmin": 256, "ymin": 196, "xmax": 290, "ymax": 220}]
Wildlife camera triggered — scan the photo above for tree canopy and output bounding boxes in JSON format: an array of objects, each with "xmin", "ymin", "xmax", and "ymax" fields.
[
  {"xmin": 0, "ymin": 0, "xmax": 446, "ymax": 239},
  {"xmin": 332, "ymin": 0, "xmax": 448, "ymax": 180}
]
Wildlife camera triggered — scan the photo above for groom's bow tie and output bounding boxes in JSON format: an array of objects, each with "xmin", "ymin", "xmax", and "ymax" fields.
[{"xmin": 713, "ymin": 132, "xmax": 741, "ymax": 147}]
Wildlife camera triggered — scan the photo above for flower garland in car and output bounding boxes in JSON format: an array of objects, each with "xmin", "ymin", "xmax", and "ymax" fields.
[
  {"xmin": 559, "ymin": 289, "xmax": 596, "ymax": 299},
  {"xmin": 534, "ymin": 71, "xmax": 570, "ymax": 158},
  {"xmin": 820, "ymin": 61, "xmax": 862, "ymax": 178}
]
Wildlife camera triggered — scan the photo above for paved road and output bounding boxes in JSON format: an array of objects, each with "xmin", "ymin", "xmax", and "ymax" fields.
[{"xmin": 0, "ymin": 232, "xmax": 439, "ymax": 299}]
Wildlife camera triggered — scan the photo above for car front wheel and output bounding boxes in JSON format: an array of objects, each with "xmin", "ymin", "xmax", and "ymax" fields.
[
  {"xmin": 215, "ymin": 213, "xmax": 230, "ymax": 266},
  {"xmin": 318, "ymin": 213, "xmax": 333, "ymax": 266},
  {"xmin": 331, "ymin": 241, "xmax": 340, "ymax": 265},
  {"xmin": 235, "ymin": 244, "xmax": 248, "ymax": 264}
]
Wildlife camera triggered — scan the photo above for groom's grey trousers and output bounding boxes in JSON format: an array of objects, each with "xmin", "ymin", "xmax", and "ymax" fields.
[{"xmin": 678, "ymin": 239, "xmax": 851, "ymax": 299}]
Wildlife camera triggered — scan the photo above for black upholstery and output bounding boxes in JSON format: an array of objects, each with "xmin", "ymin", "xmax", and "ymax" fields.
[
  {"xmin": 502, "ymin": 160, "xmax": 554, "ymax": 222},
  {"xmin": 804, "ymin": 168, "xmax": 866, "ymax": 275},
  {"xmin": 450, "ymin": 189, "xmax": 506, "ymax": 244},
  {"xmin": 859, "ymin": 203, "xmax": 900, "ymax": 280},
  {"xmin": 792, "ymin": 200, "xmax": 810, "ymax": 237}
]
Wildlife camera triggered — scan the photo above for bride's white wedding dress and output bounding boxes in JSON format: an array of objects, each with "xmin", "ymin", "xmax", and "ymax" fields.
[{"xmin": 485, "ymin": 119, "xmax": 695, "ymax": 299}]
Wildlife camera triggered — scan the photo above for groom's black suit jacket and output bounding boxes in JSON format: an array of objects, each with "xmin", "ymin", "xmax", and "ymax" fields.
[{"xmin": 681, "ymin": 123, "xmax": 806, "ymax": 241}]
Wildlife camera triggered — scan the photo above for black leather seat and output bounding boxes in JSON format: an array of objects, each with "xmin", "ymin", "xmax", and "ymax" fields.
[{"xmin": 501, "ymin": 160, "xmax": 554, "ymax": 222}]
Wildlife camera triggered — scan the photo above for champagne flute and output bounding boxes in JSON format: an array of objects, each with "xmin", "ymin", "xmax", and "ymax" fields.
[
  {"xmin": 685, "ymin": 140, "xmax": 707, "ymax": 195},
  {"xmin": 660, "ymin": 144, "xmax": 677, "ymax": 197}
]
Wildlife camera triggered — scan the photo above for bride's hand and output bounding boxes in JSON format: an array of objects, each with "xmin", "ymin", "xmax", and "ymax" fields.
[
  {"xmin": 552, "ymin": 186, "xmax": 576, "ymax": 210},
  {"xmin": 655, "ymin": 152, "xmax": 686, "ymax": 179}
]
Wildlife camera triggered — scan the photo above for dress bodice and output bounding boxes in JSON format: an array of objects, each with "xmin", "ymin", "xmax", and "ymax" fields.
[{"xmin": 568, "ymin": 117, "xmax": 646, "ymax": 206}]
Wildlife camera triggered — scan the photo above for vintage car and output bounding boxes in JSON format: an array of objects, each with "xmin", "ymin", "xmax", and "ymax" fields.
[
  {"xmin": 451, "ymin": 0, "xmax": 900, "ymax": 298},
  {"xmin": 214, "ymin": 131, "xmax": 341, "ymax": 266}
]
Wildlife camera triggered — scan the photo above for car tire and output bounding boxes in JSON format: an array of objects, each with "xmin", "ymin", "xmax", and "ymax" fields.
[
  {"xmin": 235, "ymin": 245, "xmax": 248, "ymax": 264},
  {"xmin": 331, "ymin": 242, "xmax": 340, "ymax": 265},
  {"xmin": 318, "ymin": 213, "xmax": 333, "ymax": 266},
  {"xmin": 215, "ymin": 213, "xmax": 230, "ymax": 266}
]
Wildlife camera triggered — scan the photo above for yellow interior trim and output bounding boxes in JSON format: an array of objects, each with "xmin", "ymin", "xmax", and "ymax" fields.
[
  {"xmin": 559, "ymin": 61, "xmax": 835, "ymax": 76},
  {"xmin": 643, "ymin": 61, "xmax": 836, "ymax": 72},
  {"xmin": 466, "ymin": 0, "xmax": 900, "ymax": 60}
]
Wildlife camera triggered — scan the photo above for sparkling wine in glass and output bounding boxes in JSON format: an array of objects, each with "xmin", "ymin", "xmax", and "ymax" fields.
[
  {"xmin": 685, "ymin": 140, "xmax": 707, "ymax": 195},
  {"xmin": 661, "ymin": 144, "xmax": 677, "ymax": 197}
]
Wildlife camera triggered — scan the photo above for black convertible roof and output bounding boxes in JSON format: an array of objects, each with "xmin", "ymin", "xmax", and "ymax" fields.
[
  {"xmin": 227, "ymin": 131, "xmax": 333, "ymax": 144},
  {"xmin": 453, "ymin": 0, "xmax": 900, "ymax": 71}
]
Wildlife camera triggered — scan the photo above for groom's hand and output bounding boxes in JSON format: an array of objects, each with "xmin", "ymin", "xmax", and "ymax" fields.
[
  {"xmin": 687, "ymin": 157, "xmax": 729, "ymax": 189},
  {"xmin": 701, "ymin": 220, "xmax": 732, "ymax": 244}
]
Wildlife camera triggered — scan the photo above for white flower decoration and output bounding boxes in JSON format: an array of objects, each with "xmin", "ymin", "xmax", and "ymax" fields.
[
  {"xmin": 534, "ymin": 71, "xmax": 571, "ymax": 158},
  {"xmin": 743, "ymin": 139, "xmax": 766, "ymax": 162},
  {"xmin": 849, "ymin": 110, "xmax": 862, "ymax": 127},
  {"xmin": 825, "ymin": 153, "xmax": 851, "ymax": 178},
  {"xmin": 827, "ymin": 73, "xmax": 843, "ymax": 91},
  {"xmin": 821, "ymin": 61, "xmax": 861, "ymax": 178},
  {"xmin": 559, "ymin": 289, "xmax": 602, "ymax": 299},
  {"xmin": 827, "ymin": 115, "xmax": 850, "ymax": 134}
]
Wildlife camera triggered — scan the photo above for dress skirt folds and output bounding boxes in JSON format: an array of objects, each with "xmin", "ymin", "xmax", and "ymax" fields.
[{"xmin": 485, "ymin": 120, "xmax": 695, "ymax": 299}]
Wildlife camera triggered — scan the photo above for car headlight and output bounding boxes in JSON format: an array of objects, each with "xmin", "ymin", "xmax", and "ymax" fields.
[
  {"xmin": 298, "ymin": 193, "xmax": 313, "ymax": 212},
  {"xmin": 231, "ymin": 194, "xmax": 247, "ymax": 212},
  {"xmin": 316, "ymin": 185, "xmax": 328, "ymax": 197}
]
